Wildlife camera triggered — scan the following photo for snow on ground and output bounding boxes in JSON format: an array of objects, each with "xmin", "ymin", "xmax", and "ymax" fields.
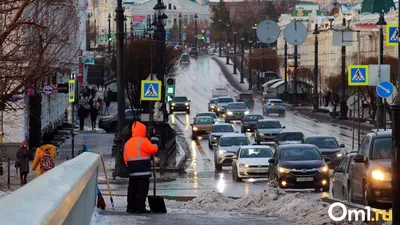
[
  {"xmin": 213, "ymin": 56, "xmax": 249, "ymax": 91},
  {"xmin": 176, "ymin": 187, "xmax": 365, "ymax": 225},
  {"xmin": 0, "ymin": 191, "xmax": 10, "ymax": 199}
]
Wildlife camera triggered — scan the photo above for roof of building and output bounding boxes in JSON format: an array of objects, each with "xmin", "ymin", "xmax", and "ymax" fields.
[
  {"xmin": 360, "ymin": 0, "xmax": 395, "ymax": 13},
  {"xmin": 291, "ymin": 9, "xmax": 324, "ymax": 17},
  {"xmin": 296, "ymin": 1, "xmax": 319, "ymax": 6}
]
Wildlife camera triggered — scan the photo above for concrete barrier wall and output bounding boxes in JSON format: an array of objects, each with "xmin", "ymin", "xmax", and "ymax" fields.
[{"xmin": 0, "ymin": 152, "xmax": 100, "ymax": 225}]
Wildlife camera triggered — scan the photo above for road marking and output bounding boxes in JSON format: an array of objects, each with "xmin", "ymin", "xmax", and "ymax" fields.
[{"xmin": 194, "ymin": 139, "xmax": 207, "ymax": 156}]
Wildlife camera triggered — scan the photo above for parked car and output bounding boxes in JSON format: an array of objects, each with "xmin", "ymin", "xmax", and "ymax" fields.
[
  {"xmin": 170, "ymin": 96, "xmax": 191, "ymax": 114},
  {"xmin": 212, "ymin": 88, "xmax": 228, "ymax": 97},
  {"xmin": 214, "ymin": 133, "xmax": 250, "ymax": 171},
  {"xmin": 303, "ymin": 135, "xmax": 345, "ymax": 168},
  {"xmin": 215, "ymin": 96, "xmax": 235, "ymax": 116},
  {"xmin": 232, "ymin": 146, "xmax": 274, "ymax": 182},
  {"xmin": 190, "ymin": 116, "xmax": 215, "ymax": 139},
  {"xmin": 236, "ymin": 92, "xmax": 255, "ymax": 108},
  {"xmin": 98, "ymin": 109, "xmax": 142, "ymax": 133},
  {"xmin": 254, "ymin": 119, "xmax": 285, "ymax": 144},
  {"xmin": 275, "ymin": 131, "xmax": 304, "ymax": 146},
  {"xmin": 208, "ymin": 123, "xmax": 236, "ymax": 149},
  {"xmin": 180, "ymin": 53, "xmax": 190, "ymax": 65},
  {"xmin": 332, "ymin": 153, "xmax": 357, "ymax": 200},
  {"xmin": 189, "ymin": 47, "xmax": 199, "ymax": 56},
  {"xmin": 268, "ymin": 144, "xmax": 331, "ymax": 192},
  {"xmin": 348, "ymin": 130, "xmax": 392, "ymax": 206},
  {"xmin": 194, "ymin": 112, "xmax": 218, "ymax": 123},
  {"xmin": 208, "ymin": 98, "xmax": 218, "ymax": 112},
  {"xmin": 241, "ymin": 114, "xmax": 264, "ymax": 133},
  {"xmin": 263, "ymin": 99, "xmax": 286, "ymax": 116},
  {"xmin": 224, "ymin": 102, "xmax": 249, "ymax": 123}
]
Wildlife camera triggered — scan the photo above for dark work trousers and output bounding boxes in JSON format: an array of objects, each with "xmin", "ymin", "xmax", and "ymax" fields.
[
  {"xmin": 79, "ymin": 117, "xmax": 84, "ymax": 130},
  {"xmin": 127, "ymin": 177, "xmax": 150, "ymax": 211}
]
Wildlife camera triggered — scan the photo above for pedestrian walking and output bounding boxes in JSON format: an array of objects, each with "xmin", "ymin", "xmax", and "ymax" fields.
[
  {"xmin": 32, "ymin": 133, "xmax": 56, "ymax": 176},
  {"xmin": 105, "ymin": 97, "xmax": 111, "ymax": 115},
  {"xmin": 97, "ymin": 98, "xmax": 104, "ymax": 115},
  {"xmin": 16, "ymin": 141, "xmax": 30, "ymax": 185},
  {"xmin": 78, "ymin": 105, "xmax": 86, "ymax": 130},
  {"xmin": 90, "ymin": 104, "xmax": 99, "ymax": 130},
  {"xmin": 91, "ymin": 87, "xmax": 96, "ymax": 98},
  {"xmin": 123, "ymin": 121, "xmax": 159, "ymax": 213}
]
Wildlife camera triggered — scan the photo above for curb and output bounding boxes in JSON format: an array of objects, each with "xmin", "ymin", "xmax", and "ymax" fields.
[
  {"xmin": 99, "ymin": 194, "xmax": 241, "ymax": 202},
  {"xmin": 211, "ymin": 56, "xmax": 246, "ymax": 92}
]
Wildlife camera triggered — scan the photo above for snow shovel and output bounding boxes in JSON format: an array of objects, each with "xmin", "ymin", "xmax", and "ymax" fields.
[
  {"xmin": 98, "ymin": 148, "xmax": 115, "ymax": 210},
  {"xmin": 148, "ymin": 156, "xmax": 167, "ymax": 213}
]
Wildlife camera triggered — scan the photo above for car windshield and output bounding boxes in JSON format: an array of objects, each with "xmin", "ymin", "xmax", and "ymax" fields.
[
  {"xmin": 174, "ymin": 97, "xmax": 188, "ymax": 102},
  {"xmin": 258, "ymin": 121, "xmax": 281, "ymax": 129},
  {"xmin": 227, "ymin": 103, "xmax": 247, "ymax": 109},
  {"xmin": 270, "ymin": 100, "xmax": 282, "ymax": 104},
  {"xmin": 220, "ymin": 137, "xmax": 250, "ymax": 146},
  {"xmin": 194, "ymin": 118, "xmax": 214, "ymax": 124},
  {"xmin": 197, "ymin": 113, "xmax": 216, "ymax": 119},
  {"xmin": 280, "ymin": 148, "xmax": 322, "ymax": 161},
  {"xmin": 209, "ymin": 99, "xmax": 217, "ymax": 104},
  {"xmin": 371, "ymin": 137, "xmax": 392, "ymax": 160},
  {"xmin": 239, "ymin": 94, "xmax": 252, "ymax": 100},
  {"xmin": 240, "ymin": 148, "xmax": 272, "ymax": 158},
  {"xmin": 181, "ymin": 55, "xmax": 189, "ymax": 60},
  {"xmin": 244, "ymin": 115, "xmax": 263, "ymax": 121},
  {"xmin": 280, "ymin": 133, "xmax": 304, "ymax": 141},
  {"xmin": 305, "ymin": 137, "xmax": 339, "ymax": 149},
  {"xmin": 218, "ymin": 98, "xmax": 233, "ymax": 103},
  {"xmin": 211, "ymin": 125, "xmax": 234, "ymax": 132},
  {"xmin": 191, "ymin": 48, "xmax": 197, "ymax": 50}
]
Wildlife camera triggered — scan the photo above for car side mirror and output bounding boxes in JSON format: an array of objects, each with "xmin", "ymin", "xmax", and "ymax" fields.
[
  {"xmin": 188, "ymin": 100, "xmax": 191, "ymax": 102},
  {"xmin": 354, "ymin": 154, "xmax": 364, "ymax": 163},
  {"xmin": 190, "ymin": 124, "xmax": 193, "ymax": 126},
  {"xmin": 324, "ymin": 157, "xmax": 332, "ymax": 165},
  {"xmin": 282, "ymin": 126, "xmax": 286, "ymax": 129},
  {"xmin": 232, "ymin": 155, "xmax": 237, "ymax": 159},
  {"xmin": 334, "ymin": 167, "xmax": 344, "ymax": 173},
  {"xmin": 340, "ymin": 144, "xmax": 345, "ymax": 148},
  {"xmin": 268, "ymin": 158, "xmax": 275, "ymax": 164}
]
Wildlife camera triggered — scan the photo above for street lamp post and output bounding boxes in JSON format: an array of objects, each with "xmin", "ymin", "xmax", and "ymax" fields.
[
  {"xmin": 130, "ymin": 21, "xmax": 134, "ymax": 41},
  {"xmin": 108, "ymin": 13, "xmax": 111, "ymax": 53},
  {"xmin": 376, "ymin": 11, "xmax": 386, "ymax": 129},
  {"xmin": 313, "ymin": 23, "xmax": 320, "ymax": 111},
  {"xmin": 178, "ymin": 13, "xmax": 182, "ymax": 45},
  {"xmin": 226, "ymin": 23, "xmax": 230, "ymax": 64},
  {"xmin": 194, "ymin": 13, "xmax": 198, "ymax": 47},
  {"xmin": 248, "ymin": 37, "xmax": 253, "ymax": 91},
  {"xmin": 284, "ymin": 41, "xmax": 288, "ymax": 100},
  {"xmin": 233, "ymin": 28, "xmax": 237, "ymax": 74},
  {"xmin": 113, "ymin": 0, "xmax": 127, "ymax": 178},
  {"xmin": 259, "ymin": 49, "xmax": 264, "ymax": 92},
  {"xmin": 240, "ymin": 35, "xmax": 245, "ymax": 83},
  {"xmin": 339, "ymin": 18, "xmax": 347, "ymax": 119},
  {"xmin": 219, "ymin": 19, "xmax": 222, "ymax": 57}
]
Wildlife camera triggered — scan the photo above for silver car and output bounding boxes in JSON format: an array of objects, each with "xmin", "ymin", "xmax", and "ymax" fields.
[
  {"xmin": 214, "ymin": 133, "xmax": 250, "ymax": 171},
  {"xmin": 208, "ymin": 123, "xmax": 236, "ymax": 149},
  {"xmin": 215, "ymin": 96, "xmax": 234, "ymax": 116},
  {"xmin": 224, "ymin": 102, "xmax": 249, "ymax": 123},
  {"xmin": 254, "ymin": 119, "xmax": 285, "ymax": 144}
]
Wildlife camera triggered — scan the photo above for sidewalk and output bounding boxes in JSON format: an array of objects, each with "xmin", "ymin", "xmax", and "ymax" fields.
[{"xmin": 211, "ymin": 56, "xmax": 248, "ymax": 92}]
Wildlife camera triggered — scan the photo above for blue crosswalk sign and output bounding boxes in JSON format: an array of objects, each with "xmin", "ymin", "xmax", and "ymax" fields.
[
  {"xmin": 386, "ymin": 24, "xmax": 399, "ymax": 46},
  {"xmin": 141, "ymin": 80, "xmax": 162, "ymax": 101},
  {"xmin": 348, "ymin": 65, "xmax": 368, "ymax": 86},
  {"xmin": 376, "ymin": 81, "xmax": 394, "ymax": 98}
]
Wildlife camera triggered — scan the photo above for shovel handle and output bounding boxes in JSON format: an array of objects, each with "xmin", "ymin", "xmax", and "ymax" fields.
[{"xmin": 152, "ymin": 156, "xmax": 156, "ymax": 196}]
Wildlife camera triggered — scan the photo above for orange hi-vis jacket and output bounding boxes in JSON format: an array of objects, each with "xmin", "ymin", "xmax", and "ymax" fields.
[{"xmin": 123, "ymin": 121, "xmax": 158, "ymax": 178}]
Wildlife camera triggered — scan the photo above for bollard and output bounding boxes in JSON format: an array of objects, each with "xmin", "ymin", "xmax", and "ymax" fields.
[{"xmin": 390, "ymin": 93, "xmax": 400, "ymax": 224}]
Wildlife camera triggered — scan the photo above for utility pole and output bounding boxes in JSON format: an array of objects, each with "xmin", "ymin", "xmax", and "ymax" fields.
[
  {"xmin": 248, "ymin": 36, "xmax": 253, "ymax": 91},
  {"xmin": 108, "ymin": 13, "xmax": 111, "ymax": 53},
  {"xmin": 259, "ymin": 49, "xmax": 264, "ymax": 92},
  {"xmin": 313, "ymin": 23, "xmax": 320, "ymax": 111},
  {"xmin": 130, "ymin": 21, "xmax": 134, "ymax": 41},
  {"xmin": 194, "ymin": 13, "xmax": 198, "ymax": 47},
  {"xmin": 240, "ymin": 34, "xmax": 245, "ymax": 83},
  {"xmin": 293, "ymin": 45, "xmax": 298, "ymax": 105},
  {"xmin": 226, "ymin": 23, "xmax": 230, "ymax": 64},
  {"xmin": 178, "ymin": 13, "xmax": 182, "ymax": 45},
  {"xmin": 339, "ymin": 18, "xmax": 347, "ymax": 119},
  {"xmin": 376, "ymin": 11, "xmax": 386, "ymax": 129},
  {"xmin": 233, "ymin": 27, "xmax": 237, "ymax": 74},
  {"xmin": 284, "ymin": 41, "xmax": 288, "ymax": 101},
  {"xmin": 219, "ymin": 19, "xmax": 222, "ymax": 57}
]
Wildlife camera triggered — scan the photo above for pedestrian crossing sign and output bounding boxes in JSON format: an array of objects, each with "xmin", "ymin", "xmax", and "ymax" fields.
[
  {"xmin": 386, "ymin": 24, "xmax": 399, "ymax": 46},
  {"xmin": 141, "ymin": 80, "xmax": 162, "ymax": 101},
  {"xmin": 348, "ymin": 65, "xmax": 369, "ymax": 86}
]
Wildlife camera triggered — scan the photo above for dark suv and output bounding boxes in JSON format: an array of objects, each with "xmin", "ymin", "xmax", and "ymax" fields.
[
  {"xmin": 170, "ymin": 96, "xmax": 191, "ymax": 114},
  {"xmin": 348, "ymin": 130, "xmax": 392, "ymax": 206},
  {"xmin": 189, "ymin": 47, "xmax": 199, "ymax": 56},
  {"xmin": 236, "ymin": 92, "xmax": 254, "ymax": 108}
]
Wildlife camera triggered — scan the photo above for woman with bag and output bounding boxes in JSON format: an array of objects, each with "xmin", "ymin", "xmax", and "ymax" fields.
[
  {"xmin": 16, "ymin": 141, "xmax": 29, "ymax": 184},
  {"xmin": 32, "ymin": 133, "xmax": 57, "ymax": 176}
]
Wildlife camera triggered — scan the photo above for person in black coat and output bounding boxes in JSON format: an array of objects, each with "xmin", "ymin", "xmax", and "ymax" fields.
[
  {"xmin": 90, "ymin": 105, "xmax": 99, "ymax": 131},
  {"xmin": 78, "ymin": 105, "xmax": 86, "ymax": 130},
  {"xmin": 16, "ymin": 141, "xmax": 29, "ymax": 185}
]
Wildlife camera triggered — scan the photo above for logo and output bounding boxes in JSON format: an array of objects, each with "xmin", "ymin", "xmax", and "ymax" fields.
[
  {"xmin": 302, "ymin": 169, "xmax": 307, "ymax": 173},
  {"xmin": 258, "ymin": 165, "xmax": 262, "ymax": 168},
  {"xmin": 328, "ymin": 202, "xmax": 392, "ymax": 222}
]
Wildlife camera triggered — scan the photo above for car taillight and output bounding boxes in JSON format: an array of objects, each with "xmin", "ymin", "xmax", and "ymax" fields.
[
  {"xmin": 237, "ymin": 96, "xmax": 240, "ymax": 100},
  {"xmin": 252, "ymin": 96, "xmax": 255, "ymax": 101}
]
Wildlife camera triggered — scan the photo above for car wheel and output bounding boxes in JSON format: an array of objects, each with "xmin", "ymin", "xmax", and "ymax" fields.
[
  {"xmin": 186, "ymin": 109, "xmax": 190, "ymax": 114},
  {"xmin": 225, "ymin": 119, "xmax": 230, "ymax": 123},
  {"xmin": 363, "ymin": 183, "xmax": 371, "ymax": 206},
  {"xmin": 208, "ymin": 142, "xmax": 213, "ymax": 149},
  {"xmin": 314, "ymin": 187, "xmax": 321, "ymax": 192},
  {"xmin": 265, "ymin": 111, "xmax": 269, "ymax": 116},
  {"xmin": 192, "ymin": 134, "xmax": 197, "ymax": 140},
  {"xmin": 282, "ymin": 112, "xmax": 286, "ymax": 117},
  {"xmin": 342, "ymin": 187, "xmax": 347, "ymax": 200},
  {"xmin": 215, "ymin": 163, "xmax": 222, "ymax": 172},
  {"xmin": 241, "ymin": 127, "xmax": 245, "ymax": 133},
  {"xmin": 322, "ymin": 184, "xmax": 330, "ymax": 193},
  {"xmin": 110, "ymin": 122, "xmax": 118, "ymax": 132},
  {"xmin": 348, "ymin": 182, "xmax": 354, "ymax": 202},
  {"xmin": 233, "ymin": 166, "xmax": 242, "ymax": 182}
]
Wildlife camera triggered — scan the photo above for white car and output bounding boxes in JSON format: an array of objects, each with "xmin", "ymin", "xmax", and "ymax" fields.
[{"xmin": 232, "ymin": 146, "xmax": 273, "ymax": 182}]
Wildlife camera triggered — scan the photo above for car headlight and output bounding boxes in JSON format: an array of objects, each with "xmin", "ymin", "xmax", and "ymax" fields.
[
  {"xmin": 259, "ymin": 133, "xmax": 264, "ymax": 136},
  {"xmin": 211, "ymin": 105, "xmax": 214, "ymax": 108},
  {"xmin": 193, "ymin": 127, "xmax": 198, "ymax": 131},
  {"xmin": 336, "ymin": 152, "xmax": 343, "ymax": 158},
  {"xmin": 371, "ymin": 170, "xmax": 391, "ymax": 182},
  {"xmin": 172, "ymin": 103, "xmax": 175, "ymax": 106},
  {"xmin": 218, "ymin": 108, "xmax": 220, "ymax": 111},
  {"xmin": 227, "ymin": 111, "xmax": 233, "ymax": 115},
  {"xmin": 218, "ymin": 150, "xmax": 226, "ymax": 155},
  {"xmin": 213, "ymin": 137, "xmax": 217, "ymax": 140},
  {"xmin": 244, "ymin": 110, "xmax": 249, "ymax": 115},
  {"xmin": 239, "ymin": 163, "xmax": 249, "ymax": 168},
  {"xmin": 318, "ymin": 166, "xmax": 329, "ymax": 173},
  {"xmin": 185, "ymin": 102, "xmax": 189, "ymax": 106},
  {"xmin": 278, "ymin": 166, "xmax": 291, "ymax": 173}
]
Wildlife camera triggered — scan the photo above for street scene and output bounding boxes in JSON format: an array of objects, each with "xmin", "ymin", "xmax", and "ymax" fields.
[{"xmin": 0, "ymin": 0, "xmax": 399, "ymax": 225}]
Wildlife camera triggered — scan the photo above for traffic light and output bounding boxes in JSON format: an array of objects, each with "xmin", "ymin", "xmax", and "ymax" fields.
[{"xmin": 165, "ymin": 77, "xmax": 175, "ymax": 103}]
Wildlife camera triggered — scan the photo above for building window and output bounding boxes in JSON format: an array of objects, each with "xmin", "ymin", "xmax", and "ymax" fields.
[
  {"xmin": 168, "ymin": 3, "xmax": 172, "ymax": 10},
  {"xmin": 189, "ymin": 14, "xmax": 193, "ymax": 22},
  {"xmin": 173, "ymin": 5, "xmax": 176, "ymax": 10},
  {"xmin": 173, "ymin": 18, "xmax": 177, "ymax": 25},
  {"xmin": 184, "ymin": 15, "xmax": 188, "ymax": 25}
]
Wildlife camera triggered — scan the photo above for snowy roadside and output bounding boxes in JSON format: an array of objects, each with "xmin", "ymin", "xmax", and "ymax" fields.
[{"xmin": 212, "ymin": 56, "xmax": 249, "ymax": 92}]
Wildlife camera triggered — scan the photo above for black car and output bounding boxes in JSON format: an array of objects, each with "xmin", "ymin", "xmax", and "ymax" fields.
[
  {"xmin": 303, "ymin": 135, "xmax": 345, "ymax": 168},
  {"xmin": 332, "ymin": 153, "xmax": 357, "ymax": 200},
  {"xmin": 275, "ymin": 131, "xmax": 304, "ymax": 146},
  {"xmin": 224, "ymin": 102, "xmax": 249, "ymax": 123},
  {"xmin": 189, "ymin": 47, "xmax": 199, "ymax": 56},
  {"xmin": 241, "ymin": 114, "xmax": 264, "ymax": 133},
  {"xmin": 236, "ymin": 92, "xmax": 254, "ymax": 108},
  {"xmin": 170, "ymin": 96, "xmax": 191, "ymax": 114},
  {"xmin": 268, "ymin": 144, "xmax": 331, "ymax": 192},
  {"xmin": 180, "ymin": 53, "xmax": 190, "ymax": 65},
  {"xmin": 98, "ymin": 109, "xmax": 142, "ymax": 133},
  {"xmin": 208, "ymin": 98, "xmax": 218, "ymax": 112}
]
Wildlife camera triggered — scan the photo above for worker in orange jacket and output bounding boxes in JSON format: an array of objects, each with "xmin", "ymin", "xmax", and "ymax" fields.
[{"xmin": 123, "ymin": 121, "xmax": 159, "ymax": 213}]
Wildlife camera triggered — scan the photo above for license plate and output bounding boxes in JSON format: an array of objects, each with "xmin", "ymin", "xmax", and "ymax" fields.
[
  {"xmin": 248, "ymin": 169, "xmax": 266, "ymax": 173},
  {"xmin": 296, "ymin": 177, "xmax": 314, "ymax": 182}
]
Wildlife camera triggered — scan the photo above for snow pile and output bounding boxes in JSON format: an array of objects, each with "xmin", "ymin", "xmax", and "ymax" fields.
[
  {"xmin": 180, "ymin": 187, "xmax": 365, "ymax": 225},
  {"xmin": 213, "ymin": 56, "xmax": 249, "ymax": 91}
]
